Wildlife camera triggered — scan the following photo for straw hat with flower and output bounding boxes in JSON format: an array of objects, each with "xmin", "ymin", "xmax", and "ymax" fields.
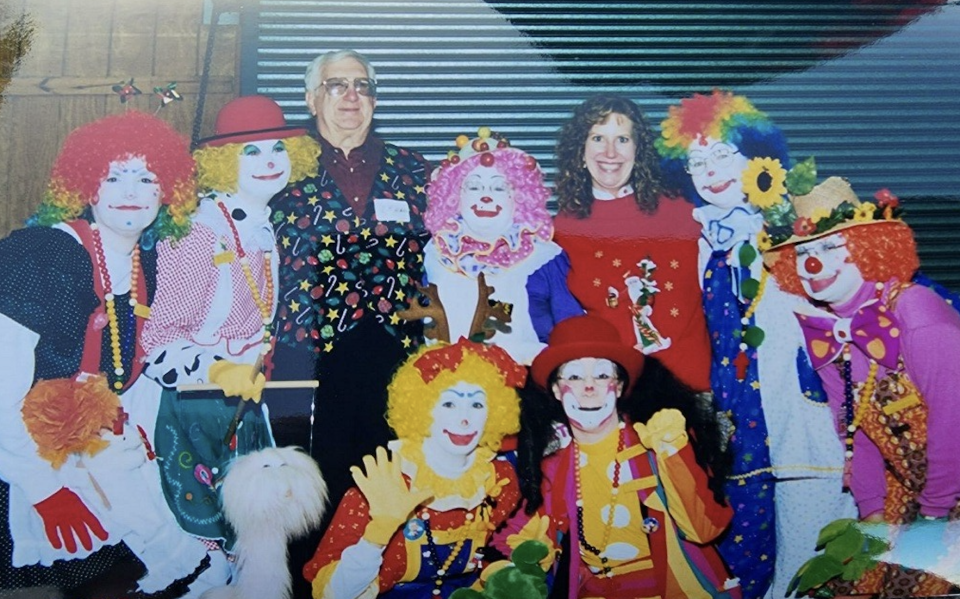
[{"xmin": 746, "ymin": 157, "xmax": 906, "ymax": 265}]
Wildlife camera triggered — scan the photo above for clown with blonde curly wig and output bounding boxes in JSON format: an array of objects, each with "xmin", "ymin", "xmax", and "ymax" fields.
[
  {"xmin": 656, "ymin": 91, "xmax": 855, "ymax": 599},
  {"xmin": 139, "ymin": 96, "xmax": 320, "ymax": 578},
  {"xmin": 304, "ymin": 340, "xmax": 525, "ymax": 597},
  {"xmin": 0, "ymin": 111, "xmax": 214, "ymax": 595},
  {"xmin": 764, "ymin": 177, "xmax": 960, "ymax": 597},
  {"xmin": 419, "ymin": 128, "xmax": 582, "ymax": 366}
]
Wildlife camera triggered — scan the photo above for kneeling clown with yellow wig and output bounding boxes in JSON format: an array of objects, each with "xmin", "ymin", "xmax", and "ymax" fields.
[{"xmin": 304, "ymin": 339, "xmax": 525, "ymax": 598}]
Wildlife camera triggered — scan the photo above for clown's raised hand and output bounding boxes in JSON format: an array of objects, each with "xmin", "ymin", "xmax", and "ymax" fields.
[
  {"xmin": 351, "ymin": 446, "xmax": 433, "ymax": 546},
  {"xmin": 634, "ymin": 408, "xmax": 688, "ymax": 455}
]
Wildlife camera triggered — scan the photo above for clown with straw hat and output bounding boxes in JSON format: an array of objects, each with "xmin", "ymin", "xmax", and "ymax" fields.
[{"xmin": 761, "ymin": 170, "xmax": 960, "ymax": 597}]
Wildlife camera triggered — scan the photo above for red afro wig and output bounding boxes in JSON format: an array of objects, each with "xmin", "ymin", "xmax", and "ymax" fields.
[
  {"xmin": 769, "ymin": 222, "xmax": 920, "ymax": 297},
  {"xmin": 36, "ymin": 111, "xmax": 196, "ymax": 233}
]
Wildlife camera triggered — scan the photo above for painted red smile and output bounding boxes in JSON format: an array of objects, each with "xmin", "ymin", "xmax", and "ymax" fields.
[
  {"xmin": 704, "ymin": 179, "xmax": 735, "ymax": 194},
  {"xmin": 806, "ymin": 271, "xmax": 839, "ymax": 294},
  {"xmin": 444, "ymin": 430, "xmax": 478, "ymax": 446},
  {"xmin": 470, "ymin": 205, "xmax": 502, "ymax": 218},
  {"xmin": 253, "ymin": 172, "xmax": 284, "ymax": 181},
  {"xmin": 112, "ymin": 205, "xmax": 147, "ymax": 211}
]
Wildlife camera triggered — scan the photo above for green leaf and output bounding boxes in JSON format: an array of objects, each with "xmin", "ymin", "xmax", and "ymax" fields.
[
  {"xmin": 512, "ymin": 540, "xmax": 549, "ymax": 566},
  {"xmin": 787, "ymin": 557, "xmax": 813, "ymax": 597},
  {"xmin": 741, "ymin": 277, "xmax": 760, "ymax": 299},
  {"xmin": 743, "ymin": 325, "xmax": 765, "ymax": 347},
  {"xmin": 863, "ymin": 535, "xmax": 890, "ymax": 556},
  {"xmin": 796, "ymin": 555, "xmax": 845, "ymax": 594},
  {"xmin": 816, "ymin": 518, "xmax": 857, "ymax": 548},
  {"xmin": 738, "ymin": 243, "xmax": 758, "ymax": 267},
  {"xmin": 824, "ymin": 526, "xmax": 864, "ymax": 562},
  {"xmin": 786, "ymin": 157, "xmax": 818, "ymax": 196},
  {"xmin": 841, "ymin": 556, "xmax": 876, "ymax": 582}
]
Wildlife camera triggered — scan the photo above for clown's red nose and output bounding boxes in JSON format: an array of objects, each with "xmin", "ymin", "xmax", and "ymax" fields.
[{"xmin": 805, "ymin": 255, "xmax": 823, "ymax": 275}]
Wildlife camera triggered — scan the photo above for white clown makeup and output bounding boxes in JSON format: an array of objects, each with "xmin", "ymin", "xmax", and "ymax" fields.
[
  {"xmin": 91, "ymin": 156, "xmax": 162, "ymax": 238},
  {"xmin": 552, "ymin": 358, "xmax": 623, "ymax": 433},
  {"xmin": 422, "ymin": 381, "xmax": 489, "ymax": 460},
  {"xmin": 795, "ymin": 232, "xmax": 865, "ymax": 306},
  {"xmin": 584, "ymin": 113, "xmax": 636, "ymax": 196},
  {"xmin": 686, "ymin": 136, "xmax": 750, "ymax": 210},
  {"xmin": 458, "ymin": 165, "xmax": 515, "ymax": 241},
  {"xmin": 237, "ymin": 139, "xmax": 291, "ymax": 207}
]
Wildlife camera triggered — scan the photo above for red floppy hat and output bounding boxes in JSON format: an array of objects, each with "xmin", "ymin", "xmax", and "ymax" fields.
[
  {"xmin": 199, "ymin": 95, "xmax": 307, "ymax": 148},
  {"xmin": 530, "ymin": 315, "xmax": 645, "ymax": 390}
]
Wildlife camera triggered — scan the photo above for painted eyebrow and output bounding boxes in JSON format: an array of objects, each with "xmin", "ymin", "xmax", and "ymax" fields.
[{"xmin": 443, "ymin": 389, "xmax": 486, "ymax": 398}]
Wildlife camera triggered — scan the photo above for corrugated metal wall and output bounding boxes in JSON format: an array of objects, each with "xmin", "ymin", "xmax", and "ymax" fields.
[{"xmin": 247, "ymin": 0, "xmax": 960, "ymax": 288}]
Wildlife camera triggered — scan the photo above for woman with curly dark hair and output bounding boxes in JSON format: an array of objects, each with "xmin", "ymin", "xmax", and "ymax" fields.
[{"xmin": 552, "ymin": 95, "xmax": 711, "ymax": 392}]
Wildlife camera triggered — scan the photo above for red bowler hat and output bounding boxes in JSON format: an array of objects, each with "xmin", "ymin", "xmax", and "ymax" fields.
[
  {"xmin": 199, "ymin": 95, "xmax": 307, "ymax": 147},
  {"xmin": 531, "ymin": 315, "xmax": 645, "ymax": 391}
]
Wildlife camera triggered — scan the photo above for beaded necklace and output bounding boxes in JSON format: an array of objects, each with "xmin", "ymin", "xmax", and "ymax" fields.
[
  {"xmin": 572, "ymin": 420, "xmax": 626, "ymax": 578},
  {"xmin": 215, "ymin": 199, "xmax": 275, "ymax": 357},
  {"xmin": 420, "ymin": 495, "xmax": 492, "ymax": 596},
  {"xmin": 90, "ymin": 223, "xmax": 140, "ymax": 391},
  {"xmin": 838, "ymin": 283, "xmax": 884, "ymax": 487}
]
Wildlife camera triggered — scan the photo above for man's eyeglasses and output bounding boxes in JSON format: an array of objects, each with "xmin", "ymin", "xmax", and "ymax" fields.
[
  {"xmin": 685, "ymin": 147, "xmax": 739, "ymax": 175},
  {"xmin": 318, "ymin": 77, "xmax": 377, "ymax": 98}
]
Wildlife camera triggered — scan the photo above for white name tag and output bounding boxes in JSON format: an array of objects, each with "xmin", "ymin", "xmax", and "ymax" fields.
[{"xmin": 374, "ymin": 198, "xmax": 410, "ymax": 223}]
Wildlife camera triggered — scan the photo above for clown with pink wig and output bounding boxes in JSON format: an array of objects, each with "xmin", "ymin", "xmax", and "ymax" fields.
[{"xmin": 414, "ymin": 129, "xmax": 582, "ymax": 365}]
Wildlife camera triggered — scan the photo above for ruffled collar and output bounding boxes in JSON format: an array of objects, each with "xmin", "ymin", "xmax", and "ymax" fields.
[
  {"xmin": 389, "ymin": 439, "xmax": 501, "ymax": 511},
  {"xmin": 432, "ymin": 217, "xmax": 551, "ymax": 276},
  {"xmin": 693, "ymin": 203, "xmax": 762, "ymax": 251}
]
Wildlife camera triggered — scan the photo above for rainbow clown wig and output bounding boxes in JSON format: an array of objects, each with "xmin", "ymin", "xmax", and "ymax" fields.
[
  {"xmin": 192, "ymin": 135, "xmax": 320, "ymax": 194},
  {"xmin": 386, "ymin": 340, "xmax": 524, "ymax": 454},
  {"xmin": 655, "ymin": 89, "xmax": 790, "ymax": 206},
  {"xmin": 29, "ymin": 111, "xmax": 197, "ymax": 245}
]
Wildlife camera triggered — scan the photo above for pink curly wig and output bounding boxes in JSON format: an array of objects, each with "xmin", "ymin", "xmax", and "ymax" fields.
[
  {"xmin": 425, "ymin": 148, "xmax": 552, "ymax": 239},
  {"xmin": 32, "ymin": 111, "xmax": 196, "ymax": 238},
  {"xmin": 769, "ymin": 222, "xmax": 919, "ymax": 297}
]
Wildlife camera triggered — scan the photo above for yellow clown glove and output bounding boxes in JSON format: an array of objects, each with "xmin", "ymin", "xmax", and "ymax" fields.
[
  {"xmin": 207, "ymin": 360, "xmax": 266, "ymax": 403},
  {"xmin": 351, "ymin": 446, "xmax": 433, "ymax": 546},
  {"xmin": 506, "ymin": 515, "xmax": 556, "ymax": 571},
  {"xmin": 634, "ymin": 408, "xmax": 689, "ymax": 455}
]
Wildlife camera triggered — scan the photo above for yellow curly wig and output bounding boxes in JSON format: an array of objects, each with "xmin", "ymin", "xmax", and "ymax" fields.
[
  {"xmin": 193, "ymin": 135, "xmax": 321, "ymax": 193},
  {"xmin": 387, "ymin": 345, "xmax": 521, "ymax": 453}
]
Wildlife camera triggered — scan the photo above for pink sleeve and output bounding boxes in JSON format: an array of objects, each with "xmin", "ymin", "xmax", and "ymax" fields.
[
  {"xmin": 140, "ymin": 227, "xmax": 220, "ymax": 356},
  {"xmin": 897, "ymin": 285, "xmax": 960, "ymax": 517}
]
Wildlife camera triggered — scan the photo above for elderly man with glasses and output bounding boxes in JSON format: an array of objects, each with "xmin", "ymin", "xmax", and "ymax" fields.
[{"xmin": 270, "ymin": 49, "xmax": 431, "ymax": 594}]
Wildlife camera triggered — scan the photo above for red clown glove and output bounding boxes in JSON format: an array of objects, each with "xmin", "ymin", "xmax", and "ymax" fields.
[{"xmin": 32, "ymin": 487, "xmax": 108, "ymax": 553}]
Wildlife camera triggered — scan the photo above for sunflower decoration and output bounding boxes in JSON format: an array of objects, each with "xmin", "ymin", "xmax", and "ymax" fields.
[{"xmin": 743, "ymin": 157, "xmax": 787, "ymax": 210}]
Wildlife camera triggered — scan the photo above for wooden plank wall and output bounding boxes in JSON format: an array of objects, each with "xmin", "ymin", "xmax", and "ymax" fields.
[{"xmin": 0, "ymin": 0, "xmax": 240, "ymax": 235}]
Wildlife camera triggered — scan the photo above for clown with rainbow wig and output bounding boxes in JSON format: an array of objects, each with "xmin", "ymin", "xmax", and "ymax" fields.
[
  {"xmin": 417, "ymin": 128, "xmax": 582, "ymax": 365},
  {"xmin": 0, "ymin": 112, "xmax": 212, "ymax": 596},
  {"xmin": 303, "ymin": 339, "xmax": 525, "ymax": 597},
  {"xmin": 656, "ymin": 90, "xmax": 854, "ymax": 599}
]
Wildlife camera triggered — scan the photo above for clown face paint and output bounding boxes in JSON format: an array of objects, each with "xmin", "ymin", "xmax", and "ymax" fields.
[
  {"xmin": 459, "ymin": 165, "xmax": 515, "ymax": 241},
  {"xmin": 795, "ymin": 232, "xmax": 865, "ymax": 306},
  {"xmin": 686, "ymin": 136, "xmax": 750, "ymax": 210},
  {"xmin": 423, "ymin": 381, "xmax": 489, "ymax": 459},
  {"xmin": 584, "ymin": 113, "xmax": 636, "ymax": 196},
  {"xmin": 91, "ymin": 156, "xmax": 162, "ymax": 238},
  {"xmin": 552, "ymin": 358, "xmax": 623, "ymax": 433},
  {"xmin": 237, "ymin": 139, "xmax": 291, "ymax": 208}
]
